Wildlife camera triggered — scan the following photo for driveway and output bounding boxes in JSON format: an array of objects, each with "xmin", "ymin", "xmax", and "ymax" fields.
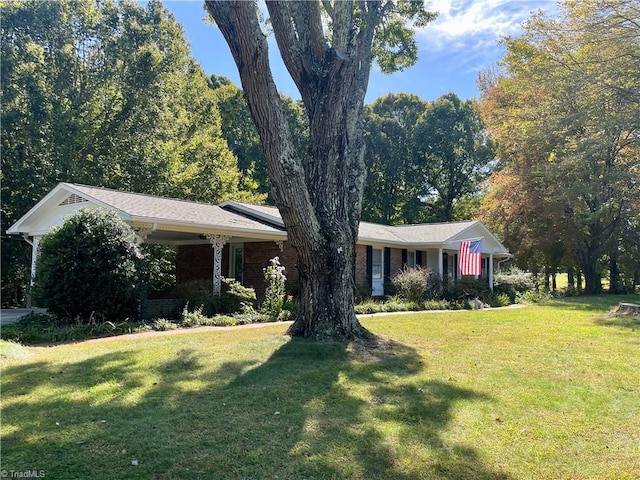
[{"xmin": 0, "ymin": 308, "xmax": 48, "ymax": 326}]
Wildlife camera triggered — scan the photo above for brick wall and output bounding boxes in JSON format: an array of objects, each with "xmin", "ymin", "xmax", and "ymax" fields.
[
  {"xmin": 354, "ymin": 244, "xmax": 369, "ymax": 289},
  {"xmin": 176, "ymin": 241, "xmax": 411, "ymax": 299},
  {"xmin": 389, "ymin": 248, "xmax": 403, "ymax": 278},
  {"xmin": 176, "ymin": 244, "xmax": 229, "ymax": 287},
  {"xmin": 243, "ymin": 241, "xmax": 299, "ymax": 297}
]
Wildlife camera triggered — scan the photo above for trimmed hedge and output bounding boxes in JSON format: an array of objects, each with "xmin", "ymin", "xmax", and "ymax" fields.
[{"xmin": 32, "ymin": 207, "xmax": 144, "ymax": 323}]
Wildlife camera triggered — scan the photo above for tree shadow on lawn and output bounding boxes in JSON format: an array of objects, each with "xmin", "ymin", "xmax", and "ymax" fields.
[
  {"xmin": 544, "ymin": 294, "xmax": 640, "ymax": 313},
  {"xmin": 595, "ymin": 315, "xmax": 640, "ymax": 330},
  {"xmin": 1, "ymin": 339, "xmax": 510, "ymax": 479}
]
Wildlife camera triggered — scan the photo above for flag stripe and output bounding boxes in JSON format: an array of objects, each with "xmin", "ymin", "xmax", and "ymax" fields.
[{"xmin": 459, "ymin": 240, "xmax": 482, "ymax": 276}]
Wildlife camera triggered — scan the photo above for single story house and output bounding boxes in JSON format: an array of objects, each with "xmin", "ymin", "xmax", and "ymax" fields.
[{"xmin": 8, "ymin": 183, "xmax": 511, "ymax": 300}]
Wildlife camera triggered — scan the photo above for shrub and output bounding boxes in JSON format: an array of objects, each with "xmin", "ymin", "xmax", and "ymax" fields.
[
  {"xmin": 424, "ymin": 269, "xmax": 444, "ymax": 300},
  {"xmin": 494, "ymin": 267, "xmax": 535, "ymax": 301},
  {"xmin": 516, "ymin": 290, "xmax": 551, "ymax": 304},
  {"xmin": 221, "ymin": 278, "xmax": 256, "ymax": 313},
  {"xmin": 423, "ymin": 299, "xmax": 450, "ymax": 310},
  {"xmin": 355, "ymin": 283, "xmax": 373, "ymax": 303},
  {"xmin": 176, "ymin": 280, "xmax": 215, "ymax": 313},
  {"xmin": 444, "ymin": 277, "xmax": 490, "ymax": 301},
  {"xmin": 0, "ymin": 312, "xmax": 144, "ymax": 344},
  {"xmin": 233, "ymin": 308, "xmax": 271, "ymax": 324},
  {"xmin": 32, "ymin": 207, "xmax": 143, "ymax": 323},
  {"xmin": 488, "ymin": 292, "xmax": 512, "ymax": 307},
  {"xmin": 180, "ymin": 303, "xmax": 210, "ymax": 327},
  {"xmin": 355, "ymin": 300, "xmax": 387, "ymax": 315},
  {"xmin": 392, "ymin": 267, "xmax": 427, "ymax": 303},
  {"xmin": 140, "ymin": 244, "xmax": 176, "ymax": 293},
  {"xmin": 153, "ymin": 318, "xmax": 179, "ymax": 331}
]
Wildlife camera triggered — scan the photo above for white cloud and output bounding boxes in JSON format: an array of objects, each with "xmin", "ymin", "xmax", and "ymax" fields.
[{"xmin": 419, "ymin": 0, "xmax": 559, "ymax": 50}]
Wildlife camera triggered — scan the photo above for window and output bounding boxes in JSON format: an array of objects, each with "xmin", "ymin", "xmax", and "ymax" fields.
[
  {"xmin": 229, "ymin": 245, "xmax": 244, "ymax": 282},
  {"xmin": 407, "ymin": 251, "xmax": 416, "ymax": 269},
  {"xmin": 372, "ymin": 248, "xmax": 382, "ymax": 279}
]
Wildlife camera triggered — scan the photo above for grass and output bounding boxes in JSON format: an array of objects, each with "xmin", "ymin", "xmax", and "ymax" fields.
[{"xmin": 1, "ymin": 294, "xmax": 638, "ymax": 479}]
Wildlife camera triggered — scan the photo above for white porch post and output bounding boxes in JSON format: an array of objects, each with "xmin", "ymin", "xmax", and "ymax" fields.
[
  {"xmin": 207, "ymin": 234, "xmax": 230, "ymax": 296},
  {"xmin": 29, "ymin": 235, "xmax": 41, "ymax": 286},
  {"xmin": 438, "ymin": 248, "xmax": 443, "ymax": 278},
  {"xmin": 489, "ymin": 253, "xmax": 494, "ymax": 291}
]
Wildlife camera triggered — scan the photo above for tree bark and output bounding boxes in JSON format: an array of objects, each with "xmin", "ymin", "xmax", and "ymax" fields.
[
  {"xmin": 567, "ymin": 266, "xmax": 575, "ymax": 290},
  {"xmin": 205, "ymin": 1, "xmax": 380, "ymax": 341},
  {"xmin": 609, "ymin": 249, "xmax": 621, "ymax": 294}
]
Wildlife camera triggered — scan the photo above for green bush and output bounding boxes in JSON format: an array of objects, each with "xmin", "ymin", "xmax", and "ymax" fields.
[
  {"xmin": 494, "ymin": 267, "xmax": 535, "ymax": 301},
  {"xmin": 391, "ymin": 267, "xmax": 428, "ymax": 303},
  {"xmin": 222, "ymin": 278, "xmax": 257, "ymax": 313},
  {"xmin": 0, "ymin": 312, "xmax": 144, "ymax": 344},
  {"xmin": 444, "ymin": 277, "xmax": 490, "ymax": 301},
  {"xmin": 424, "ymin": 269, "xmax": 444, "ymax": 300},
  {"xmin": 32, "ymin": 208, "xmax": 144, "ymax": 323},
  {"xmin": 355, "ymin": 300, "xmax": 387, "ymax": 314},
  {"xmin": 180, "ymin": 303, "xmax": 210, "ymax": 327},
  {"xmin": 153, "ymin": 318, "xmax": 179, "ymax": 331},
  {"xmin": 516, "ymin": 290, "xmax": 552, "ymax": 304}
]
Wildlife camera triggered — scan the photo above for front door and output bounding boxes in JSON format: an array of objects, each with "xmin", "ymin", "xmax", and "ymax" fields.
[{"xmin": 372, "ymin": 248, "xmax": 384, "ymax": 296}]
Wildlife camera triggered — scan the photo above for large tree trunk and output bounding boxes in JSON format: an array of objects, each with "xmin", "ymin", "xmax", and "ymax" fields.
[
  {"xmin": 205, "ymin": 1, "xmax": 378, "ymax": 341},
  {"xmin": 609, "ymin": 248, "xmax": 622, "ymax": 294},
  {"xmin": 581, "ymin": 259, "xmax": 603, "ymax": 294}
]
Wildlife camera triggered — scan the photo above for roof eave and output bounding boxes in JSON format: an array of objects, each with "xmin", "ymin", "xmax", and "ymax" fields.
[{"xmin": 130, "ymin": 216, "xmax": 287, "ymax": 240}]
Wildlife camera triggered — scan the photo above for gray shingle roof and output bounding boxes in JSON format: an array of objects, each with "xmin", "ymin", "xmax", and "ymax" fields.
[
  {"xmin": 222, "ymin": 201, "xmax": 488, "ymax": 247},
  {"xmin": 9, "ymin": 185, "xmax": 508, "ymax": 254},
  {"xmin": 68, "ymin": 184, "xmax": 285, "ymax": 235}
]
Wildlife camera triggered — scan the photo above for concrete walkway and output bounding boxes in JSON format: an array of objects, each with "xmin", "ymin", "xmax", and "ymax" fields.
[{"xmin": 0, "ymin": 308, "xmax": 48, "ymax": 326}]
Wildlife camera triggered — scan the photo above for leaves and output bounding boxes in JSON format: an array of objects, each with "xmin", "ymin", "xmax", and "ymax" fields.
[
  {"xmin": 1, "ymin": 0, "xmax": 260, "ymax": 303},
  {"xmin": 478, "ymin": 0, "xmax": 640, "ymax": 291}
]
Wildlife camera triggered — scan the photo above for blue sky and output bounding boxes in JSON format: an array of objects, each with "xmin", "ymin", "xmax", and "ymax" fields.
[{"xmin": 161, "ymin": 0, "xmax": 559, "ymax": 103}]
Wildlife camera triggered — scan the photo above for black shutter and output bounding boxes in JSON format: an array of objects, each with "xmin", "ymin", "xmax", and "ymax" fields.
[
  {"xmin": 366, "ymin": 246, "xmax": 373, "ymax": 289},
  {"xmin": 416, "ymin": 250, "xmax": 423, "ymax": 267},
  {"xmin": 454, "ymin": 254, "xmax": 458, "ymax": 281},
  {"xmin": 401, "ymin": 249, "xmax": 408, "ymax": 268}
]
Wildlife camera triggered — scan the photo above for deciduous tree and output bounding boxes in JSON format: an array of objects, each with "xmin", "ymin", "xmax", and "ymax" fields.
[
  {"xmin": 478, "ymin": 0, "xmax": 640, "ymax": 293},
  {"xmin": 362, "ymin": 93, "xmax": 428, "ymax": 225},
  {"xmin": 1, "ymin": 0, "xmax": 253, "ymax": 304},
  {"xmin": 205, "ymin": 0, "xmax": 435, "ymax": 341},
  {"xmin": 415, "ymin": 93, "xmax": 495, "ymax": 222}
]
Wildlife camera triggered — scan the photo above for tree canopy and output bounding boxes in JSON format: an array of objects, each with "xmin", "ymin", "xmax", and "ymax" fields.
[
  {"xmin": 1, "ymin": 0, "xmax": 259, "ymax": 304},
  {"xmin": 478, "ymin": 0, "xmax": 640, "ymax": 293},
  {"xmin": 362, "ymin": 92, "xmax": 495, "ymax": 225}
]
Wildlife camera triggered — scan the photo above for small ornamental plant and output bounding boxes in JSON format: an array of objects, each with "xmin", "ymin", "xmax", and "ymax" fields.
[{"xmin": 261, "ymin": 256, "xmax": 287, "ymax": 320}]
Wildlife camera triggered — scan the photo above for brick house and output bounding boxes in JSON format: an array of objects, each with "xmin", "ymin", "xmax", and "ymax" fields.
[{"xmin": 8, "ymin": 183, "xmax": 511, "ymax": 300}]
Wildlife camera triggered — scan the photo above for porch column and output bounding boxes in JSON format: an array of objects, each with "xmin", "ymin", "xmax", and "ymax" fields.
[
  {"xmin": 206, "ymin": 234, "xmax": 231, "ymax": 296},
  {"xmin": 438, "ymin": 248, "xmax": 443, "ymax": 278},
  {"xmin": 30, "ymin": 235, "xmax": 41, "ymax": 286},
  {"xmin": 489, "ymin": 253, "xmax": 494, "ymax": 291}
]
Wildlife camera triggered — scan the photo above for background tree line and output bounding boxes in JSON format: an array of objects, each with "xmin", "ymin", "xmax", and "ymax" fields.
[
  {"xmin": 476, "ymin": 0, "xmax": 640, "ymax": 294},
  {"xmin": 1, "ymin": 0, "xmax": 262, "ymax": 304}
]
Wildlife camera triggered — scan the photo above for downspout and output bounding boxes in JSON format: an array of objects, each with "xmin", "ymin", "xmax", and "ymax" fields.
[{"xmin": 497, "ymin": 256, "xmax": 512, "ymax": 271}]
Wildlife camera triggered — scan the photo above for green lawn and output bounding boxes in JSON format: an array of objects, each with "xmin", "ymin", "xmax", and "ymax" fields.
[{"xmin": 1, "ymin": 295, "xmax": 639, "ymax": 479}]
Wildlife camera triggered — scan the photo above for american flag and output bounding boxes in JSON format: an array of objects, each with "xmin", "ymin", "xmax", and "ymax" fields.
[{"xmin": 459, "ymin": 239, "xmax": 482, "ymax": 276}]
